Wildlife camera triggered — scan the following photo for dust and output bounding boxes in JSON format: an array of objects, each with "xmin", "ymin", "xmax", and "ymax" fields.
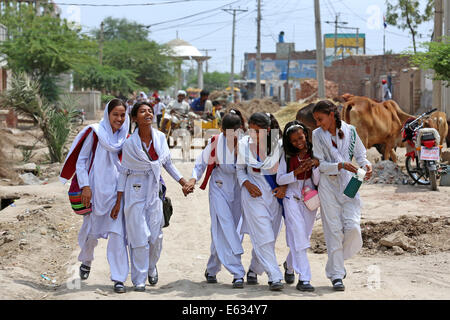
[{"xmin": 310, "ymin": 215, "xmax": 450, "ymax": 256}]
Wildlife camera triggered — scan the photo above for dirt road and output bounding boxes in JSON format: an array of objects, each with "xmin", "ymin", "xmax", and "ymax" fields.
[{"xmin": 1, "ymin": 160, "xmax": 449, "ymax": 300}]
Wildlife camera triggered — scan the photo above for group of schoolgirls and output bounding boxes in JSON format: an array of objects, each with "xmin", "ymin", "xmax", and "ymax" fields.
[
  {"xmin": 60, "ymin": 98, "xmax": 372, "ymax": 294},
  {"xmin": 186, "ymin": 99, "xmax": 372, "ymax": 292}
]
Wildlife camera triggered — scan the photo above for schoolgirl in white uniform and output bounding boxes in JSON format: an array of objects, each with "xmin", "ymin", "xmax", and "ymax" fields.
[
  {"xmin": 236, "ymin": 112, "xmax": 286, "ymax": 291},
  {"xmin": 114, "ymin": 102, "xmax": 190, "ymax": 291},
  {"xmin": 311, "ymin": 100, "xmax": 372, "ymax": 291},
  {"xmin": 60, "ymin": 99, "xmax": 130, "ymax": 294},
  {"xmin": 276, "ymin": 120, "xmax": 320, "ymax": 292},
  {"xmin": 186, "ymin": 112, "xmax": 246, "ymax": 288}
]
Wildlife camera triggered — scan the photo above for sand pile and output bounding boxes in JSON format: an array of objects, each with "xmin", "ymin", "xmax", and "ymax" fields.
[
  {"xmin": 226, "ymin": 98, "xmax": 281, "ymax": 120},
  {"xmin": 367, "ymin": 160, "xmax": 412, "ymax": 185},
  {"xmin": 310, "ymin": 215, "xmax": 450, "ymax": 256},
  {"xmin": 209, "ymin": 90, "xmax": 228, "ymax": 103}
]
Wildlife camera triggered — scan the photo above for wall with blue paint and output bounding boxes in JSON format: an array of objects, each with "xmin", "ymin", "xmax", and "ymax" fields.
[{"xmin": 246, "ymin": 59, "xmax": 317, "ymax": 80}]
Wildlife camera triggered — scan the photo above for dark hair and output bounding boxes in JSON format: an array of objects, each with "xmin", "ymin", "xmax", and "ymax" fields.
[
  {"xmin": 130, "ymin": 101, "xmax": 154, "ymax": 132},
  {"xmin": 282, "ymin": 120, "xmax": 312, "ymax": 158},
  {"xmin": 229, "ymin": 108, "xmax": 246, "ymax": 132},
  {"xmin": 107, "ymin": 98, "xmax": 126, "ymax": 114},
  {"xmin": 221, "ymin": 113, "xmax": 242, "ymax": 130},
  {"xmin": 212, "ymin": 100, "xmax": 221, "ymax": 106},
  {"xmin": 248, "ymin": 112, "xmax": 280, "ymax": 156},
  {"xmin": 200, "ymin": 90, "xmax": 209, "ymax": 97},
  {"xmin": 313, "ymin": 100, "xmax": 344, "ymax": 139}
]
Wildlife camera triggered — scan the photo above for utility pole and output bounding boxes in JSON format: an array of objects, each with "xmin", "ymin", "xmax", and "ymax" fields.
[
  {"xmin": 199, "ymin": 49, "xmax": 216, "ymax": 73},
  {"xmin": 256, "ymin": 0, "xmax": 262, "ymax": 99},
  {"xmin": 223, "ymin": 7, "xmax": 248, "ymax": 102},
  {"xmin": 314, "ymin": 0, "xmax": 325, "ymax": 99},
  {"xmin": 325, "ymin": 13, "xmax": 348, "ymax": 60},
  {"xmin": 285, "ymin": 45, "xmax": 291, "ymax": 103},
  {"xmin": 99, "ymin": 21, "xmax": 104, "ymax": 65},
  {"xmin": 433, "ymin": 0, "xmax": 443, "ymax": 111}
]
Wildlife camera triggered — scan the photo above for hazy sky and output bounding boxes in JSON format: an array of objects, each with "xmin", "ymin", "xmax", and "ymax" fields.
[{"xmin": 58, "ymin": 0, "xmax": 435, "ymax": 73}]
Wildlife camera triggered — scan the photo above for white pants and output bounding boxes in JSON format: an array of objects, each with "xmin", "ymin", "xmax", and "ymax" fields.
[
  {"xmin": 285, "ymin": 249, "xmax": 311, "ymax": 281},
  {"xmin": 319, "ymin": 176, "xmax": 363, "ymax": 281},
  {"xmin": 78, "ymin": 232, "xmax": 129, "ymax": 283},
  {"xmin": 129, "ymin": 235, "xmax": 163, "ymax": 286}
]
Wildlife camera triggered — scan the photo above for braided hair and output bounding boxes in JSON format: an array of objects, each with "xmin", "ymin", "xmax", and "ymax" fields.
[{"xmin": 313, "ymin": 100, "xmax": 344, "ymax": 139}]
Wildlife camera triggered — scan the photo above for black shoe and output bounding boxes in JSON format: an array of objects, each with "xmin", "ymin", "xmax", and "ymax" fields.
[
  {"xmin": 134, "ymin": 284, "xmax": 146, "ymax": 292},
  {"xmin": 79, "ymin": 264, "xmax": 91, "ymax": 280},
  {"xmin": 148, "ymin": 267, "xmax": 158, "ymax": 285},
  {"xmin": 332, "ymin": 279, "xmax": 345, "ymax": 291},
  {"xmin": 204, "ymin": 269, "xmax": 217, "ymax": 283},
  {"xmin": 283, "ymin": 261, "xmax": 295, "ymax": 284},
  {"xmin": 113, "ymin": 281, "xmax": 126, "ymax": 293},
  {"xmin": 296, "ymin": 280, "xmax": 315, "ymax": 292},
  {"xmin": 246, "ymin": 269, "xmax": 258, "ymax": 285},
  {"xmin": 269, "ymin": 281, "xmax": 284, "ymax": 291},
  {"xmin": 232, "ymin": 278, "xmax": 244, "ymax": 289}
]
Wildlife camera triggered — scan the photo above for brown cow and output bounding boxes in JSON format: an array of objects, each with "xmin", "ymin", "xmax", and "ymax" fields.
[
  {"xmin": 422, "ymin": 111, "xmax": 449, "ymax": 146},
  {"xmin": 342, "ymin": 96, "xmax": 413, "ymax": 163},
  {"xmin": 447, "ymin": 120, "xmax": 450, "ymax": 147}
]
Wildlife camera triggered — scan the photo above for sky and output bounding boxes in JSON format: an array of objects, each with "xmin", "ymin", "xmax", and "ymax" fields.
[{"xmin": 57, "ymin": 0, "xmax": 435, "ymax": 74}]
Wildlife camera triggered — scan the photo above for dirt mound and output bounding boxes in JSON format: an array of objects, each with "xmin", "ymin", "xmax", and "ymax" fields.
[
  {"xmin": 209, "ymin": 90, "xmax": 228, "ymax": 103},
  {"xmin": 310, "ymin": 215, "xmax": 450, "ymax": 256},
  {"xmin": 226, "ymin": 98, "xmax": 281, "ymax": 120},
  {"xmin": 367, "ymin": 160, "xmax": 412, "ymax": 185}
]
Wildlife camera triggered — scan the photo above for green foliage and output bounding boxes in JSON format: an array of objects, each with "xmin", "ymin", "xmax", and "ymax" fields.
[
  {"xmin": 92, "ymin": 16, "xmax": 149, "ymax": 42},
  {"xmin": 0, "ymin": 3, "xmax": 94, "ymax": 101},
  {"xmin": 187, "ymin": 71, "xmax": 239, "ymax": 91},
  {"xmin": 410, "ymin": 37, "xmax": 450, "ymax": 86},
  {"xmin": 101, "ymin": 94, "xmax": 117, "ymax": 104},
  {"xmin": 385, "ymin": 0, "xmax": 434, "ymax": 53},
  {"xmin": 0, "ymin": 73, "xmax": 76, "ymax": 163}
]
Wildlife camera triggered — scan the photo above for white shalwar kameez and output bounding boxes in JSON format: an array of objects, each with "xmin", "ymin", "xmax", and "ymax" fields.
[
  {"xmin": 191, "ymin": 133, "xmax": 245, "ymax": 280},
  {"xmin": 276, "ymin": 153, "xmax": 320, "ymax": 282},
  {"xmin": 60, "ymin": 103, "xmax": 130, "ymax": 283},
  {"xmin": 117, "ymin": 127, "xmax": 183, "ymax": 287},
  {"xmin": 236, "ymin": 136, "xmax": 284, "ymax": 283},
  {"xmin": 312, "ymin": 121, "xmax": 371, "ymax": 281}
]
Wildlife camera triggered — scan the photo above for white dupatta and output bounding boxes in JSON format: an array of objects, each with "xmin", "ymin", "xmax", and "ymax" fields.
[{"xmin": 237, "ymin": 135, "xmax": 282, "ymax": 175}]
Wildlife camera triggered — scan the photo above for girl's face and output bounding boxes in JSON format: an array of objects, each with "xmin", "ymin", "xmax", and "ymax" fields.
[
  {"xmin": 289, "ymin": 128, "xmax": 307, "ymax": 151},
  {"xmin": 109, "ymin": 105, "xmax": 127, "ymax": 133},
  {"xmin": 313, "ymin": 111, "xmax": 334, "ymax": 132},
  {"xmin": 134, "ymin": 104, "xmax": 154, "ymax": 127},
  {"xmin": 249, "ymin": 123, "xmax": 269, "ymax": 144}
]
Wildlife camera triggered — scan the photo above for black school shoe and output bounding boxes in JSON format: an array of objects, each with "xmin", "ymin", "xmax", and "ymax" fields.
[
  {"xmin": 232, "ymin": 278, "xmax": 244, "ymax": 289},
  {"xmin": 283, "ymin": 261, "xmax": 295, "ymax": 284},
  {"xmin": 148, "ymin": 267, "xmax": 158, "ymax": 285},
  {"xmin": 296, "ymin": 280, "xmax": 315, "ymax": 292},
  {"xmin": 204, "ymin": 269, "xmax": 217, "ymax": 283},
  {"xmin": 113, "ymin": 281, "xmax": 126, "ymax": 293},
  {"xmin": 246, "ymin": 269, "xmax": 258, "ymax": 285},
  {"xmin": 269, "ymin": 281, "xmax": 284, "ymax": 291},
  {"xmin": 79, "ymin": 264, "xmax": 91, "ymax": 280},
  {"xmin": 332, "ymin": 279, "xmax": 345, "ymax": 291}
]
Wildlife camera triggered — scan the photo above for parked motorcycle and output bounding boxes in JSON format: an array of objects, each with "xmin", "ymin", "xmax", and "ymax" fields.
[
  {"xmin": 402, "ymin": 108, "xmax": 445, "ymax": 191},
  {"xmin": 71, "ymin": 108, "xmax": 86, "ymax": 126}
]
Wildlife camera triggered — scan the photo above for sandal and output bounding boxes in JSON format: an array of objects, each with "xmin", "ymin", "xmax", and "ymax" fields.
[
  {"xmin": 79, "ymin": 264, "xmax": 91, "ymax": 280},
  {"xmin": 246, "ymin": 269, "xmax": 258, "ymax": 285},
  {"xmin": 232, "ymin": 278, "xmax": 244, "ymax": 289},
  {"xmin": 113, "ymin": 281, "xmax": 126, "ymax": 294},
  {"xmin": 332, "ymin": 279, "xmax": 345, "ymax": 291}
]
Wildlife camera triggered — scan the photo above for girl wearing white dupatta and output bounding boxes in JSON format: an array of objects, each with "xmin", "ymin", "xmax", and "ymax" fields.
[
  {"xmin": 236, "ymin": 112, "xmax": 286, "ymax": 291},
  {"xmin": 114, "ymin": 102, "xmax": 190, "ymax": 291},
  {"xmin": 185, "ymin": 113, "xmax": 246, "ymax": 288},
  {"xmin": 59, "ymin": 99, "xmax": 130, "ymax": 293},
  {"xmin": 311, "ymin": 100, "xmax": 372, "ymax": 291}
]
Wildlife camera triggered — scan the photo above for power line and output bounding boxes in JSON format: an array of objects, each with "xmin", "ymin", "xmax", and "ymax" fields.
[{"xmin": 54, "ymin": 0, "xmax": 229, "ymax": 7}]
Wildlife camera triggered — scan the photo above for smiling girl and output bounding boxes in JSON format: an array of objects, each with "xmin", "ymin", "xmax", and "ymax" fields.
[
  {"xmin": 311, "ymin": 100, "xmax": 372, "ymax": 291},
  {"xmin": 114, "ymin": 101, "xmax": 190, "ymax": 292}
]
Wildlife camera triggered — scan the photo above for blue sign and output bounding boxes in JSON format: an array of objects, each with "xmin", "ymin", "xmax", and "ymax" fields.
[{"xmin": 246, "ymin": 59, "xmax": 317, "ymax": 80}]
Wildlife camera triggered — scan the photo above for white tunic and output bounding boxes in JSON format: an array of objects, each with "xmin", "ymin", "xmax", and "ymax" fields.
[
  {"xmin": 117, "ymin": 128, "xmax": 182, "ymax": 249},
  {"xmin": 312, "ymin": 121, "xmax": 371, "ymax": 280},
  {"xmin": 191, "ymin": 133, "xmax": 244, "ymax": 257}
]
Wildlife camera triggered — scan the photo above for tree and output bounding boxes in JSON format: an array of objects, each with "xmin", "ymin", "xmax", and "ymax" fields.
[
  {"xmin": 410, "ymin": 37, "xmax": 450, "ymax": 86},
  {"xmin": 385, "ymin": 0, "xmax": 434, "ymax": 53},
  {"xmin": 0, "ymin": 4, "xmax": 94, "ymax": 101},
  {"xmin": 92, "ymin": 16, "xmax": 149, "ymax": 42},
  {"xmin": 186, "ymin": 71, "xmax": 237, "ymax": 91}
]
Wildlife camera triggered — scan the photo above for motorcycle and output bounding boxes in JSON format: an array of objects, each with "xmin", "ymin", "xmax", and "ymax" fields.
[
  {"xmin": 71, "ymin": 108, "xmax": 86, "ymax": 126},
  {"xmin": 402, "ymin": 108, "xmax": 444, "ymax": 191}
]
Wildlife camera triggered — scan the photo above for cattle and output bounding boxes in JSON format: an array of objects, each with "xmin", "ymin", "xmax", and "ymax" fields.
[
  {"xmin": 447, "ymin": 120, "xmax": 450, "ymax": 147},
  {"xmin": 341, "ymin": 96, "xmax": 413, "ymax": 163},
  {"xmin": 422, "ymin": 111, "xmax": 449, "ymax": 146}
]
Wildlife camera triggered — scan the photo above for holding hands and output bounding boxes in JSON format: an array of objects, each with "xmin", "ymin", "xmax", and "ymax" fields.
[
  {"xmin": 293, "ymin": 158, "xmax": 319, "ymax": 177},
  {"xmin": 182, "ymin": 178, "xmax": 196, "ymax": 196}
]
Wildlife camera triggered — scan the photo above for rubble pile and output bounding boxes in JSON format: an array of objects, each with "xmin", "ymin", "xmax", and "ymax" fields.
[
  {"xmin": 295, "ymin": 79, "xmax": 339, "ymax": 102},
  {"xmin": 226, "ymin": 98, "xmax": 281, "ymax": 120},
  {"xmin": 367, "ymin": 160, "xmax": 412, "ymax": 185}
]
